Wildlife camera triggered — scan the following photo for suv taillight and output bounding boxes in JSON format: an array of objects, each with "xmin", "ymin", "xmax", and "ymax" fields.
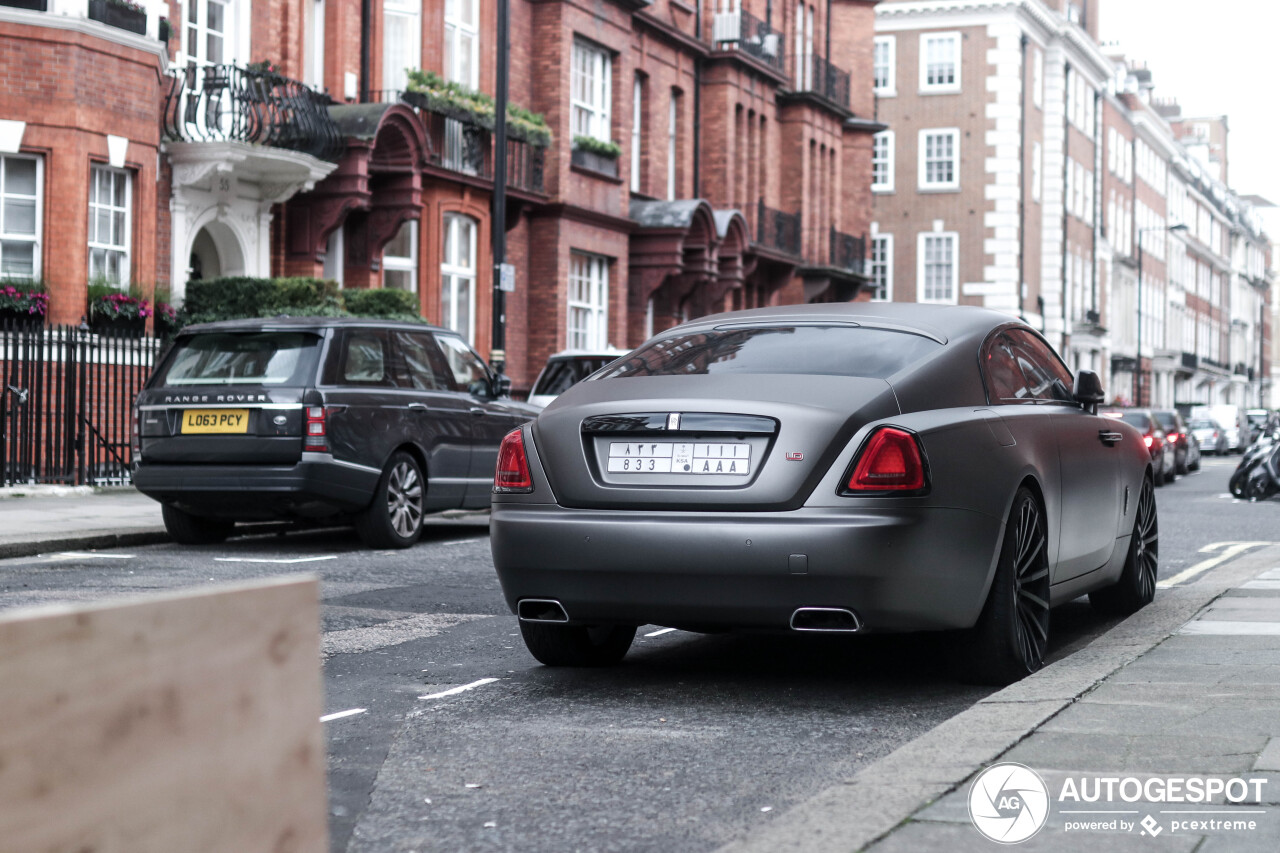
[
  {"xmin": 844, "ymin": 427, "xmax": 928, "ymax": 493},
  {"xmin": 130, "ymin": 408, "xmax": 140, "ymax": 459},
  {"xmin": 494, "ymin": 428, "xmax": 533, "ymax": 493},
  {"xmin": 304, "ymin": 406, "xmax": 328, "ymax": 452}
]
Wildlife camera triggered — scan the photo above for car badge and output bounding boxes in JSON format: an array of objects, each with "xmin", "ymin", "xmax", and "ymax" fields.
[
  {"xmin": 786, "ymin": 451, "xmax": 804, "ymax": 461},
  {"xmin": 667, "ymin": 413, "xmax": 681, "ymax": 431}
]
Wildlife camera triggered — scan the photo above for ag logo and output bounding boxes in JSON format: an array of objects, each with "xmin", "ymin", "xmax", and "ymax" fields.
[{"xmin": 968, "ymin": 762, "xmax": 1050, "ymax": 844}]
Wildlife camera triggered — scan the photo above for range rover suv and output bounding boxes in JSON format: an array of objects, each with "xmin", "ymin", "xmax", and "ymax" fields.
[{"xmin": 132, "ymin": 317, "xmax": 537, "ymax": 547}]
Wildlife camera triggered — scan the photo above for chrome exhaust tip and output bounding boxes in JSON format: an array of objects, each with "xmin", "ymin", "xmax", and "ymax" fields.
[
  {"xmin": 518, "ymin": 598, "xmax": 570, "ymax": 623},
  {"xmin": 790, "ymin": 607, "xmax": 862, "ymax": 633}
]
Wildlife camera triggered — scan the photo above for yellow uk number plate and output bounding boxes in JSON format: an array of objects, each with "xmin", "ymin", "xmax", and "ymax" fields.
[{"xmin": 181, "ymin": 409, "xmax": 250, "ymax": 434}]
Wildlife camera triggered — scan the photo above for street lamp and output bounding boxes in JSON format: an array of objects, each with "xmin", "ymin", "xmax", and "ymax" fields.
[{"xmin": 1134, "ymin": 222, "xmax": 1188, "ymax": 406}]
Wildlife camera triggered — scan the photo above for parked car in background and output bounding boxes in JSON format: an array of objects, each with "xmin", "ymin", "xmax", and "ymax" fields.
[
  {"xmin": 133, "ymin": 317, "xmax": 539, "ymax": 548},
  {"xmin": 1246, "ymin": 409, "xmax": 1271, "ymax": 444},
  {"xmin": 1102, "ymin": 408, "xmax": 1176, "ymax": 486},
  {"xmin": 1152, "ymin": 409, "xmax": 1200, "ymax": 475},
  {"xmin": 1191, "ymin": 405, "xmax": 1248, "ymax": 453},
  {"xmin": 526, "ymin": 349, "xmax": 626, "ymax": 408},
  {"xmin": 1188, "ymin": 418, "xmax": 1228, "ymax": 456},
  {"xmin": 494, "ymin": 304, "xmax": 1159, "ymax": 686}
]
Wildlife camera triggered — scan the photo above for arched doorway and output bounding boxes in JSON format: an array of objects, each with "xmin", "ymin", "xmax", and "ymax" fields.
[{"xmin": 187, "ymin": 221, "xmax": 246, "ymax": 284}]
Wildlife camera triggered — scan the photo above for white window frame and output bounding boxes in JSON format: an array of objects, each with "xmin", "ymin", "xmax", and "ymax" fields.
[
  {"xmin": 869, "ymin": 231, "xmax": 893, "ymax": 301},
  {"xmin": 631, "ymin": 75, "xmax": 642, "ymax": 192},
  {"xmin": 568, "ymin": 252, "xmax": 609, "ymax": 350},
  {"xmin": 917, "ymin": 231, "xmax": 958, "ymax": 304},
  {"xmin": 444, "ymin": 0, "xmax": 479, "ymax": 88},
  {"xmin": 382, "ymin": 0, "xmax": 421, "ymax": 93},
  {"xmin": 182, "ymin": 0, "xmax": 238, "ymax": 66},
  {"xmin": 873, "ymin": 35, "xmax": 896, "ymax": 95},
  {"xmin": 919, "ymin": 32, "xmax": 960, "ymax": 93},
  {"xmin": 441, "ymin": 213, "xmax": 477, "ymax": 343},
  {"xmin": 87, "ymin": 164, "xmax": 131, "ymax": 287},
  {"xmin": 871, "ymin": 130, "xmax": 894, "ymax": 193},
  {"xmin": 381, "ymin": 218, "xmax": 418, "ymax": 294},
  {"xmin": 917, "ymin": 128, "xmax": 959, "ymax": 191},
  {"xmin": 0, "ymin": 154, "xmax": 42, "ymax": 282},
  {"xmin": 1032, "ymin": 47, "xmax": 1043, "ymax": 109},
  {"xmin": 572, "ymin": 38, "xmax": 612, "ymax": 143},
  {"xmin": 304, "ymin": 0, "xmax": 325, "ymax": 88}
]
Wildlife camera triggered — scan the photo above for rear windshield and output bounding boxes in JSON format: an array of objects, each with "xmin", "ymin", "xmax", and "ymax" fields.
[
  {"xmin": 594, "ymin": 326, "xmax": 941, "ymax": 380},
  {"xmin": 533, "ymin": 357, "xmax": 618, "ymax": 396},
  {"xmin": 155, "ymin": 332, "xmax": 321, "ymax": 387},
  {"xmin": 1188, "ymin": 419, "xmax": 1216, "ymax": 429},
  {"xmin": 1117, "ymin": 413, "xmax": 1152, "ymax": 430},
  {"xmin": 1151, "ymin": 412, "xmax": 1178, "ymax": 430}
]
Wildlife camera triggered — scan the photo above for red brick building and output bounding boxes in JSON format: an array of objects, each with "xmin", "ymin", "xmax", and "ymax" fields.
[{"xmin": 0, "ymin": 0, "xmax": 882, "ymax": 392}]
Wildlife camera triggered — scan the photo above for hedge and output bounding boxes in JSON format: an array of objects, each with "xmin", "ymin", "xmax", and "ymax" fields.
[{"xmin": 177, "ymin": 277, "xmax": 424, "ymax": 328}]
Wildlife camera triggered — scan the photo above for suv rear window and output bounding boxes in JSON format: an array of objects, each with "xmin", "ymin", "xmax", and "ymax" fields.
[
  {"xmin": 595, "ymin": 326, "xmax": 940, "ymax": 380},
  {"xmin": 1117, "ymin": 413, "xmax": 1152, "ymax": 431},
  {"xmin": 533, "ymin": 357, "xmax": 618, "ymax": 396},
  {"xmin": 155, "ymin": 332, "xmax": 321, "ymax": 387}
]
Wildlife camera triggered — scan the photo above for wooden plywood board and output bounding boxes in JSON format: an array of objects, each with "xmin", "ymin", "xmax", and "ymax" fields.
[{"xmin": 0, "ymin": 576, "xmax": 328, "ymax": 853}]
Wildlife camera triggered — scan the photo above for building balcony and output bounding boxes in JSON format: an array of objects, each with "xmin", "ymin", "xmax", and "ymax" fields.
[
  {"xmin": 0, "ymin": 0, "xmax": 168, "ymax": 41},
  {"xmin": 755, "ymin": 200, "xmax": 802, "ymax": 257},
  {"xmin": 829, "ymin": 228, "xmax": 865, "ymax": 275},
  {"xmin": 163, "ymin": 64, "xmax": 345, "ymax": 162},
  {"xmin": 783, "ymin": 53, "xmax": 851, "ymax": 111},
  {"xmin": 393, "ymin": 91, "xmax": 547, "ymax": 195},
  {"xmin": 712, "ymin": 8, "xmax": 785, "ymax": 75}
]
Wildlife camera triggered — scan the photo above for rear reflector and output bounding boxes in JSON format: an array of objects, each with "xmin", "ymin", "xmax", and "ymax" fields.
[
  {"xmin": 845, "ymin": 427, "xmax": 927, "ymax": 493},
  {"xmin": 495, "ymin": 428, "xmax": 534, "ymax": 493}
]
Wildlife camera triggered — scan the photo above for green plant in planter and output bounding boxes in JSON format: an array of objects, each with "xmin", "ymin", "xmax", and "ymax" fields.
[
  {"xmin": 88, "ymin": 281, "xmax": 152, "ymax": 322},
  {"xmin": 0, "ymin": 279, "xmax": 48, "ymax": 321},
  {"xmin": 404, "ymin": 69, "xmax": 552, "ymax": 148},
  {"xmin": 506, "ymin": 104, "xmax": 552, "ymax": 148},
  {"xmin": 573, "ymin": 135, "xmax": 621, "ymax": 159}
]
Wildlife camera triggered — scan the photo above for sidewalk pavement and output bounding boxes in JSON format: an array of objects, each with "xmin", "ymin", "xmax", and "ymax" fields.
[
  {"xmin": 722, "ymin": 543, "xmax": 1280, "ymax": 852},
  {"xmin": 0, "ymin": 485, "xmax": 166, "ymax": 558}
]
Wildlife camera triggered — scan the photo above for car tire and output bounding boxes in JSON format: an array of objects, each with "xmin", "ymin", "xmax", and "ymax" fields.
[
  {"xmin": 519, "ymin": 621, "xmax": 636, "ymax": 666},
  {"xmin": 1090, "ymin": 477, "xmax": 1158, "ymax": 615},
  {"xmin": 1152, "ymin": 462, "xmax": 1165, "ymax": 487},
  {"xmin": 162, "ymin": 504, "xmax": 234, "ymax": 545},
  {"xmin": 1189, "ymin": 454, "xmax": 1201, "ymax": 472},
  {"xmin": 1176, "ymin": 453, "xmax": 1189, "ymax": 476},
  {"xmin": 951, "ymin": 488, "xmax": 1050, "ymax": 686},
  {"xmin": 355, "ymin": 451, "xmax": 425, "ymax": 549}
]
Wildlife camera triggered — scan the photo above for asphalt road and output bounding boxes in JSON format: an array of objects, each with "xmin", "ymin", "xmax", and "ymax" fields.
[{"xmin": 0, "ymin": 455, "xmax": 1273, "ymax": 852}]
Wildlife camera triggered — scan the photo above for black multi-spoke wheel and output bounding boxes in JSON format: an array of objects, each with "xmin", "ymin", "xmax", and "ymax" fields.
[
  {"xmin": 355, "ymin": 451, "xmax": 426, "ymax": 548},
  {"xmin": 953, "ymin": 487, "xmax": 1050, "ymax": 685},
  {"xmin": 1091, "ymin": 476, "xmax": 1158, "ymax": 615}
]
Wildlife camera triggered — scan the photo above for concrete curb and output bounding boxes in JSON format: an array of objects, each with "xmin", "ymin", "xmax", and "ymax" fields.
[
  {"xmin": 714, "ymin": 544, "xmax": 1280, "ymax": 853},
  {"xmin": 0, "ymin": 529, "xmax": 171, "ymax": 560}
]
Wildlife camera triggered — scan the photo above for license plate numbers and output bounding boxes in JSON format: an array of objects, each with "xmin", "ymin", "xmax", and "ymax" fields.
[
  {"xmin": 607, "ymin": 441, "xmax": 751, "ymax": 475},
  {"xmin": 181, "ymin": 409, "xmax": 250, "ymax": 434}
]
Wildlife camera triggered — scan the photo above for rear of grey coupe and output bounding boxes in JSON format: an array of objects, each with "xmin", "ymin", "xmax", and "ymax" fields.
[{"xmin": 490, "ymin": 304, "xmax": 1157, "ymax": 684}]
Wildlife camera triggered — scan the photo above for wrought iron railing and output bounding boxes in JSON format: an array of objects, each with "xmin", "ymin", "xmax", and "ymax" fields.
[
  {"xmin": 829, "ymin": 228, "xmax": 865, "ymax": 275},
  {"xmin": 163, "ymin": 64, "xmax": 345, "ymax": 162},
  {"xmin": 793, "ymin": 53, "xmax": 851, "ymax": 109},
  {"xmin": 756, "ymin": 199, "xmax": 802, "ymax": 256},
  {"xmin": 712, "ymin": 7, "xmax": 786, "ymax": 74}
]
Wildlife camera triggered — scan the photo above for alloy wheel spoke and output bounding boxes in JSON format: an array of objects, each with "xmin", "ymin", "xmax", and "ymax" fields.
[{"xmin": 1019, "ymin": 589, "xmax": 1050, "ymax": 612}]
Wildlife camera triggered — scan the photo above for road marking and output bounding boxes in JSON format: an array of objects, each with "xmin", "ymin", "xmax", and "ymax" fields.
[
  {"xmin": 420, "ymin": 677, "xmax": 499, "ymax": 700},
  {"xmin": 645, "ymin": 627, "xmax": 677, "ymax": 637},
  {"xmin": 57, "ymin": 552, "xmax": 135, "ymax": 559},
  {"xmin": 214, "ymin": 555, "xmax": 338, "ymax": 564},
  {"xmin": 1243, "ymin": 581, "xmax": 1280, "ymax": 591},
  {"xmin": 1179, "ymin": 621, "xmax": 1280, "ymax": 636},
  {"xmin": 320, "ymin": 708, "xmax": 367, "ymax": 722},
  {"xmin": 1157, "ymin": 541, "xmax": 1274, "ymax": 588}
]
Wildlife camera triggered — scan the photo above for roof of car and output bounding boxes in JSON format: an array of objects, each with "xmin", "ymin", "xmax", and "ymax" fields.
[{"xmin": 176, "ymin": 315, "xmax": 453, "ymax": 335}]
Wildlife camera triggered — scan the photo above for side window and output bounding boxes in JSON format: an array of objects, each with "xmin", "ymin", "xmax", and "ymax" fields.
[
  {"xmin": 392, "ymin": 331, "xmax": 456, "ymax": 391},
  {"xmin": 983, "ymin": 333, "xmax": 1030, "ymax": 403},
  {"xmin": 434, "ymin": 333, "xmax": 490, "ymax": 394},
  {"xmin": 1007, "ymin": 330, "xmax": 1074, "ymax": 403},
  {"xmin": 340, "ymin": 330, "xmax": 392, "ymax": 386}
]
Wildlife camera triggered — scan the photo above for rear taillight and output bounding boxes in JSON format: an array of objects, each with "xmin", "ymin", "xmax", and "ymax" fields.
[
  {"xmin": 1143, "ymin": 435, "xmax": 1154, "ymax": 448},
  {"xmin": 304, "ymin": 406, "xmax": 328, "ymax": 452},
  {"xmin": 130, "ymin": 408, "xmax": 140, "ymax": 459},
  {"xmin": 844, "ymin": 427, "xmax": 928, "ymax": 493},
  {"xmin": 494, "ymin": 428, "xmax": 533, "ymax": 493}
]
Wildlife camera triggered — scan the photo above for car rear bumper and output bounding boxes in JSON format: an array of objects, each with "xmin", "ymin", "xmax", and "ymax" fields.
[
  {"xmin": 133, "ymin": 454, "xmax": 379, "ymax": 520},
  {"xmin": 490, "ymin": 503, "xmax": 1003, "ymax": 632}
]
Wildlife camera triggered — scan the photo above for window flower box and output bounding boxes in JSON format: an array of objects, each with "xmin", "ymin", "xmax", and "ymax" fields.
[
  {"xmin": 571, "ymin": 137, "xmax": 620, "ymax": 179},
  {"xmin": 0, "ymin": 0, "xmax": 49, "ymax": 11},
  {"xmin": 87, "ymin": 0, "xmax": 147, "ymax": 36}
]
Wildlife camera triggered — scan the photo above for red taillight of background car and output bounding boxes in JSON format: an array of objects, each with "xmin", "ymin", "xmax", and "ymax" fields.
[
  {"xmin": 495, "ymin": 428, "xmax": 534, "ymax": 493},
  {"xmin": 304, "ymin": 405, "xmax": 328, "ymax": 452},
  {"xmin": 845, "ymin": 427, "xmax": 928, "ymax": 493},
  {"xmin": 1143, "ymin": 435, "xmax": 1154, "ymax": 448}
]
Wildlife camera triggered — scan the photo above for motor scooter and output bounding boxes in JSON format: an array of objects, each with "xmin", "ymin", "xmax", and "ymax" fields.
[{"xmin": 1231, "ymin": 419, "xmax": 1279, "ymax": 498}]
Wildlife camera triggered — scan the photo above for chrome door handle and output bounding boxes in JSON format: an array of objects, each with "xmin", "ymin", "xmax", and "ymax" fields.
[
  {"xmin": 407, "ymin": 403, "xmax": 429, "ymax": 413},
  {"xmin": 469, "ymin": 407, "xmax": 487, "ymax": 416},
  {"xmin": 1099, "ymin": 430, "xmax": 1124, "ymax": 446}
]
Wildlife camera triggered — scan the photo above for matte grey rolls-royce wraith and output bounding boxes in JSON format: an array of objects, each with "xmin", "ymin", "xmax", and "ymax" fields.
[
  {"xmin": 490, "ymin": 304, "xmax": 1158, "ymax": 684},
  {"xmin": 134, "ymin": 317, "xmax": 537, "ymax": 548}
]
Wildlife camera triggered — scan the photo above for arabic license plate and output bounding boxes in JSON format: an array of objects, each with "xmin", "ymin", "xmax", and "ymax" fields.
[
  {"xmin": 607, "ymin": 441, "xmax": 752, "ymax": 475},
  {"xmin": 181, "ymin": 409, "xmax": 250, "ymax": 434}
]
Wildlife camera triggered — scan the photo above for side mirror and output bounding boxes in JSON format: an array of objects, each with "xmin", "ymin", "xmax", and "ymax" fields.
[
  {"xmin": 491, "ymin": 373, "xmax": 512, "ymax": 399},
  {"xmin": 1072, "ymin": 370, "xmax": 1105, "ymax": 413}
]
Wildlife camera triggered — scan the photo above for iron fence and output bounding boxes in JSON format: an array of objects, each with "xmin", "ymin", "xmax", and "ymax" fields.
[
  {"xmin": 712, "ymin": 7, "xmax": 786, "ymax": 74},
  {"xmin": 829, "ymin": 228, "xmax": 866, "ymax": 275},
  {"xmin": 795, "ymin": 54, "xmax": 851, "ymax": 109},
  {"xmin": 0, "ymin": 321, "xmax": 159, "ymax": 487},
  {"xmin": 756, "ymin": 199, "xmax": 802, "ymax": 256}
]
